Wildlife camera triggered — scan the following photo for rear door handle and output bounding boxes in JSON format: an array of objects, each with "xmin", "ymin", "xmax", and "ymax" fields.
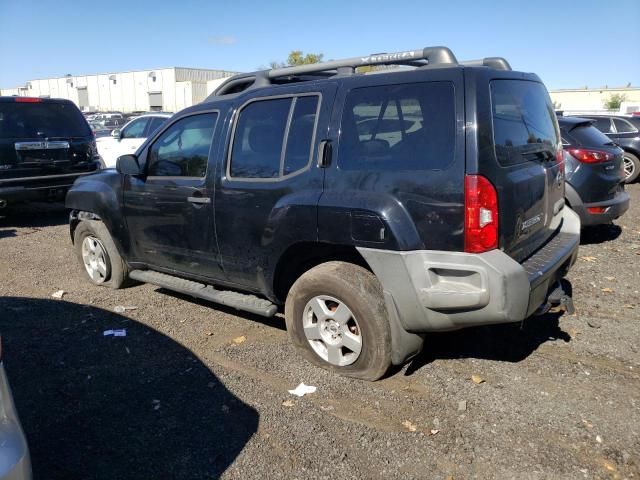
[{"xmin": 187, "ymin": 196, "xmax": 211, "ymax": 204}]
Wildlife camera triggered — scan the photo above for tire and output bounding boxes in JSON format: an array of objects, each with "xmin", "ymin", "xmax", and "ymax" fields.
[
  {"xmin": 285, "ymin": 261, "xmax": 392, "ymax": 381},
  {"xmin": 622, "ymin": 151, "xmax": 640, "ymax": 183},
  {"xmin": 74, "ymin": 220, "xmax": 129, "ymax": 289}
]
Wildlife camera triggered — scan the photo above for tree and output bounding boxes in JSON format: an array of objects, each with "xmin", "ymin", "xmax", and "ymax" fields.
[
  {"xmin": 268, "ymin": 50, "xmax": 324, "ymax": 69},
  {"xmin": 604, "ymin": 93, "xmax": 627, "ymax": 111}
]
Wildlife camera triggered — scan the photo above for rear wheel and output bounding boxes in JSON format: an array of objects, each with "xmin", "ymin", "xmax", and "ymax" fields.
[
  {"xmin": 622, "ymin": 151, "xmax": 640, "ymax": 183},
  {"xmin": 74, "ymin": 220, "xmax": 128, "ymax": 289},
  {"xmin": 285, "ymin": 261, "xmax": 392, "ymax": 381}
]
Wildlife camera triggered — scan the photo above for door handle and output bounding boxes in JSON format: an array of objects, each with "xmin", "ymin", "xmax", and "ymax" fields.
[
  {"xmin": 317, "ymin": 140, "xmax": 332, "ymax": 168},
  {"xmin": 187, "ymin": 196, "xmax": 211, "ymax": 204}
]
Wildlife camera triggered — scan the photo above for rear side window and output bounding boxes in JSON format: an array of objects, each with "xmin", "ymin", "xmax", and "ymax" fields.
[
  {"xmin": 121, "ymin": 118, "xmax": 149, "ymax": 139},
  {"xmin": 338, "ymin": 82, "xmax": 455, "ymax": 170},
  {"xmin": 613, "ymin": 118, "xmax": 637, "ymax": 133},
  {"xmin": 491, "ymin": 80, "xmax": 559, "ymax": 166},
  {"xmin": 564, "ymin": 124, "xmax": 613, "ymax": 147},
  {"xmin": 0, "ymin": 102, "xmax": 91, "ymax": 138},
  {"xmin": 147, "ymin": 113, "xmax": 217, "ymax": 177},
  {"xmin": 589, "ymin": 117, "xmax": 614, "ymax": 133},
  {"xmin": 229, "ymin": 95, "xmax": 320, "ymax": 179}
]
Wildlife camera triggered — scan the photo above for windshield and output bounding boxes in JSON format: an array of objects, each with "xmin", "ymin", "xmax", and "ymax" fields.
[
  {"xmin": 0, "ymin": 102, "xmax": 91, "ymax": 139},
  {"xmin": 491, "ymin": 80, "xmax": 560, "ymax": 166}
]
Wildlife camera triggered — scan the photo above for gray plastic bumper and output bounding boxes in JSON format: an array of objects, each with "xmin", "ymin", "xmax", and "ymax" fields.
[{"xmin": 358, "ymin": 207, "xmax": 580, "ymax": 333}]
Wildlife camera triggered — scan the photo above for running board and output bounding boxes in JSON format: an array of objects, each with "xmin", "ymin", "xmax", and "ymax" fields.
[{"xmin": 129, "ymin": 270, "xmax": 278, "ymax": 317}]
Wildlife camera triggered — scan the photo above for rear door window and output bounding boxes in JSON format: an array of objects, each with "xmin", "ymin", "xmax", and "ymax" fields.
[
  {"xmin": 121, "ymin": 118, "xmax": 150, "ymax": 139},
  {"xmin": 613, "ymin": 118, "xmax": 637, "ymax": 133},
  {"xmin": 490, "ymin": 80, "xmax": 559, "ymax": 166},
  {"xmin": 0, "ymin": 102, "xmax": 90, "ymax": 138},
  {"xmin": 229, "ymin": 95, "xmax": 320, "ymax": 179},
  {"xmin": 338, "ymin": 82, "xmax": 455, "ymax": 170}
]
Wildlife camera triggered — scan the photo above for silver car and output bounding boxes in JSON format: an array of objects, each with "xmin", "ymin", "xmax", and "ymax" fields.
[{"xmin": 0, "ymin": 338, "xmax": 31, "ymax": 480}]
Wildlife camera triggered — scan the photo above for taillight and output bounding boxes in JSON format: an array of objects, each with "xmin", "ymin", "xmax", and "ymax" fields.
[
  {"xmin": 464, "ymin": 174, "xmax": 498, "ymax": 253},
  {"xmin": 15, "ymin": 97, "xmax": 42, "ymax": 103},
  {"xmin": 567, "ymin": 148, "xmax": 612, "ymax": 164},
  {"xmin": 587, "ymin": 206, "xmax": 609, "ymax": 214}
]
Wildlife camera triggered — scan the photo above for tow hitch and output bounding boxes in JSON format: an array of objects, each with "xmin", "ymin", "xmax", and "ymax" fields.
[{"xmin": 535, "ymin": 282, "xmax": 575, "ymax": 316}]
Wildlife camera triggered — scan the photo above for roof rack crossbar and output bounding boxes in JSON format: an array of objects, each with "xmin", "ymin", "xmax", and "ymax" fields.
[{"xmin": 459, "ymin": 57, "xmax": 512, "ymax": 71}]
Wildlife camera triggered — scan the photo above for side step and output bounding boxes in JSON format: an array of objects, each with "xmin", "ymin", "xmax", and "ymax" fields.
[{"xmin": 129, "ymin": 270, "xmax": 278, "ymax": 317}]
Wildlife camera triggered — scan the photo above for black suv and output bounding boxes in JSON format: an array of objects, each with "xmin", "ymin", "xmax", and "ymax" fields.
[
  {"xmin": 558, "ymin": 117, "xmax": 629, "ymax": 226},
  {"xmin": 572, "ymin": 114, "xmax": 640, "ymax": 183},
  {"xmin": 0, "ymin": 97, "xmax": 101, "ymax": 208},
  {"xmin": 66, "ymin": 47, "xmax": 580, "ymax": 380}
]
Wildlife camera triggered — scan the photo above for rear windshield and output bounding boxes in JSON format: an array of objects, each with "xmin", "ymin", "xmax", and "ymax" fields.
[
  {"xmin": 490, "ymin": 80, "xmax": 559, "ymax": 166},
  {"xmin": 563, "ymin": 123, "xmax": 614, "ymax": 147},
  {"xmin": 0, "ymin": 102, "xmax": 91, "ymax": 139}
]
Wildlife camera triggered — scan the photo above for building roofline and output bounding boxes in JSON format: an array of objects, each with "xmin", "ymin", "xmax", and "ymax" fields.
[
  {"xmin": 550, "ymin": 86, "xmax": 638, "ymax": 93},
  {"xmin": 2, "ymin": 67, "xmax": 240, "ymax": 89}
]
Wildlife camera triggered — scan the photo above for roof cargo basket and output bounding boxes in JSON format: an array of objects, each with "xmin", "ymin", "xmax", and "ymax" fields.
[
  {"xmin": 212, "ymin": 46, "xmax": 458, "ymax": 96},
  {"xmin": 209, "ymin": 48, "xmax": 512, "ymax": 98}
]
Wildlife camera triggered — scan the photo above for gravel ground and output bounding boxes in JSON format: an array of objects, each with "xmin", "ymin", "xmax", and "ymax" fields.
[{"xmin": 0, "ymin": 185, "xmax": 639, "ymax": 480}]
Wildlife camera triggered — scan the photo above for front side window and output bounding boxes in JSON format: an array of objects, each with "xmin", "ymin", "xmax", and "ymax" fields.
[
  {"xmin": 121, "ymin": 118, "xmax": 150, "ymax": 139},
  {"xmin": 147, "ymin": 116, "xmax": 168, "ymax": 136},
  {"xmin": 229, "ymin": 95, "xmax": 320, "ymax": 179},
  {"xmin": 338, "ymin": 82, "xmax": 455, "ymax": 171},
  {"xmin": 147, "ymin": 113, "xmax": 217, "ymax": 177}
]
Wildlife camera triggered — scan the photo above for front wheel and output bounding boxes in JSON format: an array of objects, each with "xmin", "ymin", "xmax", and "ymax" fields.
[
  {"xmin": 74, "ymin": 220, "xmax": 129, "ymax": 289},
  {"xmin": 623, "ymin": 151, "xmax": 640, "ymax": 183},
  {"xmin": 285, "ymin": 261, "xmax": 392, "ymax": 381}
]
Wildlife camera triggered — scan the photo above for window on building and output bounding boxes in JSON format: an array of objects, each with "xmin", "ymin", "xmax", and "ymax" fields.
[
  {"xmin": 229, "ymin": 95, "xmax": 319, "ymax": 179},
  {"xmin": 147, "ymin": 113, "xmax": 217, "ymax": 177},
  {"xmin": 338, "ymin": 82, "xmax": 455, "ymax": 171}
]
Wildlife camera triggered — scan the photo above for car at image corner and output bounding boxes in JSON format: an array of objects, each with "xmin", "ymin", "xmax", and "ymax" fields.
[
  {"xmin": 571, "ymin": 114, "xmax": 640, "ymax": 183},
  {"xmin": 66, "ymin": 46, "xmax": 580, "ymax": 381},
  {"xmin": 558, "ymin": 117, "xmax": 629, "ymax": 226},
  {"xmin": 0, "ymin": 97, "xmax": 102, "ymax": 207},
  {"xmin": 96, "ymin": 113, "xmax": 170, "ymax": 167},
  {"xmin": 0, "ymin": 335, "xmax": 32, "ymax": 480}
]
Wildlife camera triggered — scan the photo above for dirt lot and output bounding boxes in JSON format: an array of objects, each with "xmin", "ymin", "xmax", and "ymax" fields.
[{"xmin": 1, "ymin": 185, "xmax": 639, "ymax": 480}]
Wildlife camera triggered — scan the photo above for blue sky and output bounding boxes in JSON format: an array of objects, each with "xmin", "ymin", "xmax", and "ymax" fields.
[{"xmin": 1, "ymin": 0, "xmax": 638, "ymax": 90}]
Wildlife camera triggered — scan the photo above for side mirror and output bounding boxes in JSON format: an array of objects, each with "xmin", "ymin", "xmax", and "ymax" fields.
[
  {"xmin": 111, "ymin": 128, "xmax": 121, "ymax": 139},
  {"xmin": 116, "ymin": 154, "xmax": 142, "ymax": 175}
]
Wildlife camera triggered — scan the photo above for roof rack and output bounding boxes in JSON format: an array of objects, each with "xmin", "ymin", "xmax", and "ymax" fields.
[{"xmin": 210, "ymin": 47, "xmax": 511, "ymax": 97}]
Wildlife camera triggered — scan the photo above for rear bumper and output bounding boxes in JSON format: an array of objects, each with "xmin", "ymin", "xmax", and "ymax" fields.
[
  {"xmin": 0, "ymin": 170, "xmax": 99, "ymax": 205},
  {"xmin": 0, "ymin": 364, "xmax": 32, "ymax": 480},
  {"xmin": 358, "ymin": 207, "xmax": 580, "ymax": 332},
  {"xmin": 570, "ymin": 190, "xmax": 630, "ymax": 227}
]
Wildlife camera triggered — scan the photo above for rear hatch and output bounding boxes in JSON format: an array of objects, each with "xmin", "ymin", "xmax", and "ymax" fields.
[
  {"xmin": 0, "ymin": 98, "xmax": 98, "ymax": 181},
  {"xmin": 484, "ymin": 79, "xmax": 564, "ymax": 262},
  {"xmin": 560, "ymin": 119, "xmax": 624, "ymax": 203}
]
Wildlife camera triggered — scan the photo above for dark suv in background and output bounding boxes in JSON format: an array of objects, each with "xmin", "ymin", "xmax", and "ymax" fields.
[
  {"xmin": 558, "ymin": 116, "xmax": 629, "ymax": 226},
  {"xmin": 573, "ymin": 114, "xmax": 640, "ymax": 183},
  {"xmin": 66, "ymin": 46, "xmax": 580, "ymax": 380},
  {"xmin": 0, "ymin": 97, "xmax": 101, "ymax": 209}
]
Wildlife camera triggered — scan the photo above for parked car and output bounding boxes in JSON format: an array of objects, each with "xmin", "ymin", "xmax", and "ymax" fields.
[
  {"xmin": 0, "ymin": 335, "xmax": 32, "ymax": 480},
  {"xmin": 67, "ymin": 46, "xmax": 580, "ymax": 380},
  {"xmin": 558, "ymin": 117, "xmax": 629, "ymax": 226},
  {"xmin": 96, "ymin": 113, "xmax": 170, "ymax": 167},
  {"xmin": 571, "ymin": 114, "xmax": 640, "ymax": 183},
  {"xmin": 0, "ymin": 96, "xmax": 102, "ymax": 207}
]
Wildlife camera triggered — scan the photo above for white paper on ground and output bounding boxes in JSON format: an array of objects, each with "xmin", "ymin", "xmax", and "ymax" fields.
[
  {"xmin": 288, "ymin": 383, "xmax": 317, "ymax": 397},
  {"xmin": 103, "ymin": 329, "xmax": 127, "ymax": 337},
  {"xmin": 51, "ymin": 290, "xmax": 65, "ymax": 299}
]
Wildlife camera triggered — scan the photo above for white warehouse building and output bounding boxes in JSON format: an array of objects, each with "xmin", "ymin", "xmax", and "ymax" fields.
[{"xmin": 0, "ymin": 67, "xmax": 237, "ymax": 113}]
